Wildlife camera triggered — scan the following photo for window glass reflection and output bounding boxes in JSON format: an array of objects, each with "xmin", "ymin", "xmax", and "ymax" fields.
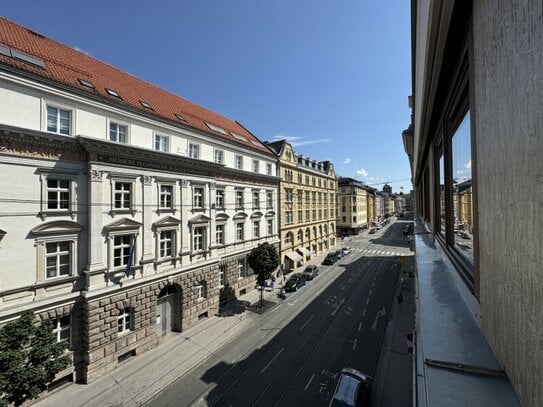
[
  {"xmin": 452, "ymin": 112, "xmax": 473, "ymax": 260},
  {"xmin": 439, "ymin": 154, "xmax": 445, "ymax": 235}
]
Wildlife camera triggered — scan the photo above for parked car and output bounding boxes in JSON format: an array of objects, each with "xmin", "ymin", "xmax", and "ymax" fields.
[
  {"xmin": 302, "ymin": 265, "xmax": 319, "ymax": 280},
  {"xmin": 284, "ymin": 276, "xmax": 305, "ymax": 292},
  {"xmin": 322, "ymin": 253, "xmax": 337, "ymax": 265},
  {"xmin": 368, "ymin": 228, "xmax": 377, "ymax": 234},
  {"xmin": 334, "ymin": 250, "xmax": 344, "ymax": 260},
  {"xmin": 341, "ymin": 246, "xmax": 352, "ymax": 256},
  {"xmin": 329, "ymin": 367, "xmax": 372, "ymax": 407}
]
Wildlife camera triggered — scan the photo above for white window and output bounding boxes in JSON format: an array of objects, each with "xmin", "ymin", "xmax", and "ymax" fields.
[
  {"xmin": 114, "ymin": 182, "xmax": 132, "ymax": 209},
  {"xmin": 285, "ymin": 211, "xmax": 293, "ymax": 224},
  {"xmin": 285, "ymin": 189, "xmax": 293, "ymax": 202},
  {"xmin": 236, "ymin": 223, "xmax": 244, "ymax": 241},
  {"xmin": 219, "ymin": 265, "xmax": 226, "ymax": 287},
  {"xmin": 267, "ymin": 219, "xmax": 273, "ymax": 235},
  {"xmin": 193, "ymin": 227, "xmax": 205, "ymax": 251},
  {"xmin": 285, "ymin": 232, "xmax": 293, "ymax": 245},
  {"xmin": 47, "ymin": 106, "xmax": 70, "ymax": 135},
  {"xmin": 235, "ymin": 190, "xmax": 244, "ymax": 209},
  {"xmin": 214, "ymin": 149, "xmax": 224, "ymax": 164},
  {"xmin": 159, "ymin": 230, "xmax": 173, "ymax": 258},
  {"xmin": 253, "ymin": 191, "xmax": 260, "ymax": 209},
  {"xmin": 117, "ymin": 308, "xmax": 132, "ymax": 334},
  {"xmin": 253, "ymin": 221, "xmax": 260, "ymax": 238},
  {"xmin": 267, "ymin": 191, "xmax": 273, "ymax": 209},
  {"xmin": 113, "ymin": 235, "xmax": 133, "ymax": 268},
  {"xmin": 197, "ymin": 281, "xmax": 207, "ymax": 300},
  {"xmin": 252, "ymin": 159, "xmax": 259, "ymax": 173},
  {"xmin": 45, "ymin": 241, "xmax": 71, "ymax": 278},
  {"xmin": 188, "ymin": 143, "xmax": 200, "ymax": 159},
  {"xmin": 52, "ymin": 315, "xmax": 71, "ymax": 347},
  {"xmin": 155, "ymin": 134, "xmax": 169, "ymax": 152},
  {"xmin": 47, "ymin": 179, "xmax": 70, "ymax": 210},
  {"xmin": 215, "ymin": 189, "xmax": 225, "ymax": 208},
  {"xmin": 266, "ymin": 163, "xmax": 273, "ymax": 176},
  {"xmin": 110, "ymin": 122, "xmax": 127, "ymax": 143},
  {"xmin": 235, "ymin": 155, "xmax": 243, "ymax": 170},
  {"xmin": 216, "ymin": 224, "xmax": 224, "ymax": 245},
  {"xmin": 159, "ymin": 185, "xmax": 173, "ymax": 209},
  {"xmin": 237, "ymin": 260, "xmax": 245, "ymax": 278},
  {"xmin": 193, "ymin": 187, "xmax": 204, "ymax": 208}
]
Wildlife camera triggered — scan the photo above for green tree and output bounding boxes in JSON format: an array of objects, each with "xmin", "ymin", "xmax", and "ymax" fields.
[
  {"xmin": 247, "ymin": 242, "xmax": 280, "ymax": 307},
  {"xmin": 0, "ymin": 311, "xmax": 70, "ymax": 406}
]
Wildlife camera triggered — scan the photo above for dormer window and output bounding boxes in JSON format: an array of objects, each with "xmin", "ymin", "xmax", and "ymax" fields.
[
  {"xmin": 140, "ymin": 100, "xmax": 153, "ymax": 110},
  {"xmin": 106, "ymin": 88, "xmax": 121, "ymax": 98},
  {"xmin": 78, "ymin": 79, "xmax": 95, "ymax": 89},
  {"xmin": 206, "ymin": 123, "xmax": 227, "ymax": 135},
  {"xmin": 175, "ymin": 113, "xmax": 187, "ymax": 122}
]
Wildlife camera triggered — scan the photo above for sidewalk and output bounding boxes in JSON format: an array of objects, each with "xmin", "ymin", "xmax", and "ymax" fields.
[
  {"xmin": 370, "ymin": 256, "xmax": 415, "ymax": 406},
  {"xmin": 35, "ymin": 287, "xmax": 280, "ymax": 407},
  {"xmin": 35, "ymin": 251, "xmax": 332, "ymax": 407}
]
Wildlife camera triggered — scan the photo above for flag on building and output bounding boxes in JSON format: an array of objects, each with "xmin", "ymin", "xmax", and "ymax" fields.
[{"xmin": 125, "ymin": 240, "xmax": 135, "ymax": 277}]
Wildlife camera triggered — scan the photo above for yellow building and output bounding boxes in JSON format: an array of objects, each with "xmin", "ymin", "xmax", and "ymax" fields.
[
  {"xmin": 337, "ymin": 177, "xmax": 376, "ymax": 234},
  {"xmin": 265, "ymin": 140, "xmax": 338, "ymax": 271}
]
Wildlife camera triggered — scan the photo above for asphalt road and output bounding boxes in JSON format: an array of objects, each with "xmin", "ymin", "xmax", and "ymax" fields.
[{"xmin": 147, "ymin": 218, "xmax": 411, "ymax": 407}]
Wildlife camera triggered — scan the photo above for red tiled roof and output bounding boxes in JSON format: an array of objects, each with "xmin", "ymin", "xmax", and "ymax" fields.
[{"xmin": 0, "ymin": 17, "xmax": 273, "ymax": 156}]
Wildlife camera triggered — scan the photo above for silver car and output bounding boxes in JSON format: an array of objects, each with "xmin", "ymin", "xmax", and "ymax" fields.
[{"xmin": 329, "ymin": 368, "xmax": 371, "ymax": 407}]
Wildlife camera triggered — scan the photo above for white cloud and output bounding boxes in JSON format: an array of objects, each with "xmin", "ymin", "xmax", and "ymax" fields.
[
  {"xmin": 343, "ymin": 158, "xmax": 352, "ymax": 164},
  {"xmin": 465, "ymin": 160, "xmax": 472, "ymax": 170},
  {"xmin": 356, "ymin": 168, "xmax": 369, "ymax": 177},
  {"xmin": 291, "ymin": 138, "xmax": 331, "ymax": 147}
]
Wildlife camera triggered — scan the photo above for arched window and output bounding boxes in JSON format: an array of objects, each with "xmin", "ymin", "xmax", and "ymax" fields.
[
  {"xmin": 285, "ymin": 232, "xmax": 294, "ymax": 245},
  {"xmin": 324, "ymin": 224, "xmax": 328, "ymax": 235},
  {"xmin": 319, "ymin": 225, "xmax": 323, "ymax": 236},
  {"xmin": 297, "ymin": 230, "xmax": 303, "ymax": 242},
  {"xmin": 117, "ymin": 308, "xmax": 132, "ymax": 334},
  {"xmin": 313, "ymin": 226, "xmax": 317, "ymax": 238},
  {"xmin": 305, "ymin": 228, "xmax": 310, "ymax": 240}
]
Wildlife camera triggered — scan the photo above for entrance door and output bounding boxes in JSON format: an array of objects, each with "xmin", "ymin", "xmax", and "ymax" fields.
[{"xmin": 156, "ymin": 285, "xmax": 177, "ymax": 338}]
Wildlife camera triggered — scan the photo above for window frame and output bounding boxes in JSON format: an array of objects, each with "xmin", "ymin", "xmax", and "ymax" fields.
[
  {"xmin": 52, "ymin": 315, "xmax": 71, "ymax": 349},
  {"xmin": 154, "ymin": 133, "xmax": 170, "ymax": 153},
  {"xmin": 109, "ymin": 120, "xmax": 128, "ymax": 144},
  {"xmin": 235, "ymin": 155, "xmax": 243, "ymax": 170},
  {"xmin": 214, "ymin": 149, "xmax": 224, "ymax": 165},
  {"xmin": 235, "ymin": 222, "xmax": 244, "ymax": 242},
  {"xmin": 117, "ymin": 308, "xmax": 132, "ymax": 335},
  {"xmin": 45, "ymin": 104, "xmax": 72, "ymax": 136},
  {"xmin": 192, "ymin": 226, "xmax": 206, "ymax": 252},
  {"xmin": 188, "ymin": 142, "xmax": 200, "ymax": 159},
  {"xmin": 252, "ymin": 159, "xmax": 259, "ymax": 173},
  {"xmin": 192, "ymin": 186, "xmax": 205, "ymax": 210},
  {"xmin": 38, "ymin": 170, "xmax": 78, "ymax": 219}
]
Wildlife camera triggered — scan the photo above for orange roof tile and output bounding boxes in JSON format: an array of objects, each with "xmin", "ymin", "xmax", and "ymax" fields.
[{"xmin": 0, "ymin": 17, "xmax": 273, "ymax": 156}]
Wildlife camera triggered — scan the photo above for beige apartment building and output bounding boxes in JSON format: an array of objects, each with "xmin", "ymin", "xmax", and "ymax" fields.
[
  {"xmin": 337, "ymin": 177, "xmax": 376, "ymax": 235},
  {"xmin": 265, "ymin": 140, "xmax": 337, "ymax": 271}
]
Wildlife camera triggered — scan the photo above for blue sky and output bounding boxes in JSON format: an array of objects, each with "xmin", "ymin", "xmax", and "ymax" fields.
[{"xmin": 1, "ymin": 1, "xmax": 412, "ymax": 193}]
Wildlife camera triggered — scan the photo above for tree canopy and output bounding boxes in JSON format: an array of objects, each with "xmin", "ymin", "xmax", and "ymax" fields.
[{"xmin": 247, "ymin": 242, "xmax": 280, "ymax": 286}]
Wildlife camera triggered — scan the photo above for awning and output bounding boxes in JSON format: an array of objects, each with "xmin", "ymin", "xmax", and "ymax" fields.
[
  {"xmin": 296, "ymin": 247, "xmax": 311, "ymax": 257},
  {"xmin": 285, "ymin": 251, "xmax": 303, "ymax": 262}
]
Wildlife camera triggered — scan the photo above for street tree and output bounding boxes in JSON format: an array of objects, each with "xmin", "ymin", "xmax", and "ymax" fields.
[
  {"xmin": 247, "ymin": 242, "xmax": 279, "ymax": 307},
  {"xmin": 0, "ymin": 311, "xmax": 70, "ymax": 406}
]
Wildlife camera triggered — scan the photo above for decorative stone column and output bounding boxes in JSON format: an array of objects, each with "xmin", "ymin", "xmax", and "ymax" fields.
[{"xmin": 141, "ymin": 175, "xmax": 154, "ymax": 267}]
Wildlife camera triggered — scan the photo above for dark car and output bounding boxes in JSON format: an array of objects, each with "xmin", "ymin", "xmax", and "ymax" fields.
[
  {"xmin": 368, "ymin": 228, "xmax": 376, "ymax": 234},
  {"xmin": 329, "ymin": 367, "xmax": 372, "ymax": 407},
  {"xmin": 334, "ymin": 250, "xmax": 344, "ymax": 260},
  {"xmin": 302, "ymin": 265, "xmax": 319, "ymax": 280},
  {"xmin": 284, "ymin": 276, "xmax": 305, "ymax": 292},
  {"xmin": 322, "ymin": 253, "xmax": 337, "ymax": 265}
]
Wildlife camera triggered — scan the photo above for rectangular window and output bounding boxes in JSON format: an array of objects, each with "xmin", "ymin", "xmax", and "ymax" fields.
[
  {"xmin": 113, "ymin": 235, "xmax": 132, "ymax": 268},
  {"xmin": 216, "ymin": 224, "xmax": 224, "ymax": 245},
  {"xmin": 193, "ymin": 187, "xmax": 204, "ymax": 208},
  {"xmin": 47, "ymin": 106, "xmax": 70, "ymax": 135},
  {"xmin": 155, "ymin": 134, "xmax": 169, "ymax": 152},
  {"xmin": 52, "ymin": 315, "xmax": 71, "ymax": 347},
  {"xmin": 266, "ymin": 191, "xmax": 274, "ymax": 209},
  {"xmin": 115, "ymin": 182, "xmax": 132, "ymax": 209},
  {"xmin": 305, "ymin": 210, "xmax": 310, "ymax": 221},
  {"xmin": 110, "ymin": 122, "xmax": 127, "ymax": 143},
  {"xmin": 298, "ymin": 210, "xmax": 302, "ymax": 223},
  {"xmin": 159, "ymin": 185, "xmax": 173, "ymax": 209},
  {"xmin": 47, "ymin": 179, "xmax": 70, "ymax": 210},
  {"xmin": 214, "ymin": 149, "xmax": 224, "ymax": 164},
  {"xmin": 216, "ymin": 189, "xmax": 225, "ymax": 209},
  {"xmin": 252, "ymin": 160, "xmax": 259, "ymax": 173},
  {"xmin": 237, "ymin": 260, "xmax": 245, "ymax": 278},
  {"xmin": 236, "ymin": 223, "xmax": 244, "ymax": 241},
  {"xmin": 253, "ymin": 191, "xmax": 260, "ymax": 209},
  {"xmin": 285, "ymin": 211, "xmax": 293, "ymax": 224},
  {"xmin": 235, "ymin": 155, "xmax": 243, "ymax": 170},
  {"xmin": 159, "ymin": 230, "xmax": 173, "ymax": 258},
  {"xmin": 193, "ymin": 227, "xmax": 204, "ymax": 251},
  {"xmin": 266, "ymin": 163, "xmax": 272, "ymax": 175},
  {"xmin": 188, "ymin": 143, "xmax": 200, "ymax": 159},
  {"xmin": 297, "ymin": 190, "xmax": 303, "ymax": 203},
  {"xmin": 219, "ymin": 265, "xmax": 226, "ymax": 287},
  {"xmin": 117, "ymin": 309, "xmax": 131, "ymax": 334},
  {"xmin": 235, "ymin": 190, "xmax": 244, "ymax": 210},
  {"xmin": 45, "ymin": 241, "xmax": 70, "ymax": 278},
  {"xmin": 285, "ymin": 189, "xmax": 293, "ymax": 202},
  {"xmin": 267, "ymin": 219, "xmax": 273, "ymax": 235},
  {"xmin": 253, "ymin": 221, "xmax": 260, "ymax": 238}
]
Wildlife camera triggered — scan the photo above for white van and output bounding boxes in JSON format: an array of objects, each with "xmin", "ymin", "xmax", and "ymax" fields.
[{"xmin": 329, "ymin": 368, "xmax": 371, "ymax": 407}]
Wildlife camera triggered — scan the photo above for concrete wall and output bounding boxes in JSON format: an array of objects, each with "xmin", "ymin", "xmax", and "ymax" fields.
[{"xmin": 473, "ymin": 0, "xmax": 543, "ymax": 405}]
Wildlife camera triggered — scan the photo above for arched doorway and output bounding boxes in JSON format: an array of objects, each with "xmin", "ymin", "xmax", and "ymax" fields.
[{"xmin": 156, "ymin": 284, "xmax": 180, "ymax": 338}]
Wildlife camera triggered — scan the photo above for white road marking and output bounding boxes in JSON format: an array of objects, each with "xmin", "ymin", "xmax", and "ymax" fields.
[
  {"xmin": 304, "ymin": 373, "xmax": 315, "ymax": 391},
  {"xmin": 299, "ymin": 315, "xmax": 314, "ymax": 331},
  {"xmin": 363, "ymin": 309, "xmax": 366, "ymax": 316},
  {"xmin": 260, "ymin": 348, "xmax": 284, "ymax": 374},
  {"xmin": 371, "ymin": 307, "xmax": 387, "ymax": 331},
  {"xmin": 358, "ymin": 322, "xmax": 362, "ymax": 332},
  {"xmin": 369, "ymin": 288, "xmax": 373, "ymax": 295},
  {"xmin": 366, "ymin": 298, "xmax": 370, "ymax": 305},
  {"xmin": 323, "ymin": 295, "xmax": 332, "ymax": 305},
  {"xmin": 331, "ymin": 298, "xmax": 346, "ymax": 316},
  {"xmin": 352, "ymin": 338, "xmax": 358, "ymax": 350}
]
